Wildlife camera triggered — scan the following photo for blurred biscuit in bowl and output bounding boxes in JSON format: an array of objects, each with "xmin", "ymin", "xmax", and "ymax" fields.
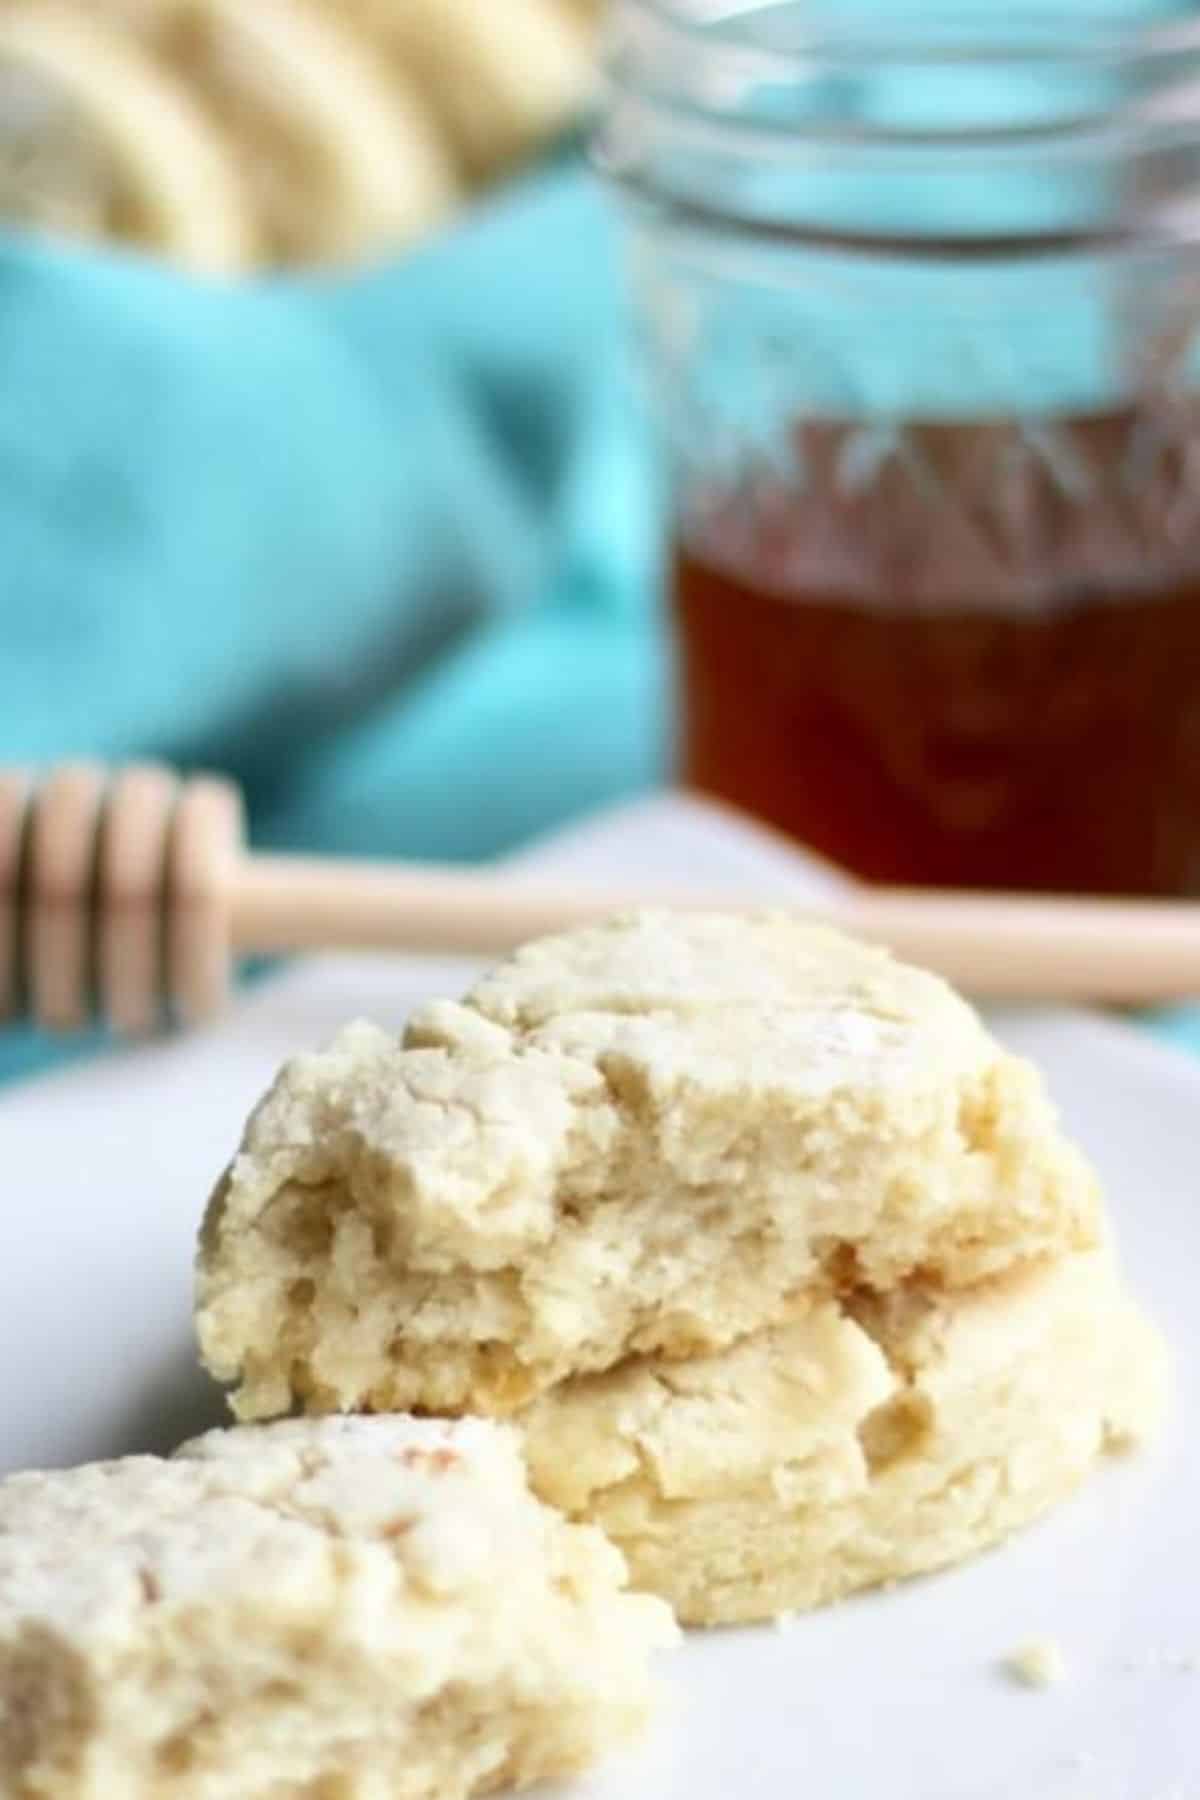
[
  {"xmin": 0, "ymin": 2, "xmax": 255, "ymax": 270},
  {"xmin": 330, "ymin": 0, "xmax": 596, "ymax": 181},
  {"xmin": 96, "ymin": 0, "xmax": 459, "ymax": 266}
]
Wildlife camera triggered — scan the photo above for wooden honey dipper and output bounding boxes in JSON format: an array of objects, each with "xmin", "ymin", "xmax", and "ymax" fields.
[{"xmin": 5, "ymin": 761, "xmax": 1200, "ymax": 1035}]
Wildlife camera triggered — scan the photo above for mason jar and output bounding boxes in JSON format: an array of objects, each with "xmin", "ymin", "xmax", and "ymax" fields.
[{"xmin": 600, "ymin": 1, "xmax": 1200, "ymax": 894}]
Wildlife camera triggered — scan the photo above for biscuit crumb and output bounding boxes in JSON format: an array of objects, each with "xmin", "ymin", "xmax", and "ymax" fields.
[{"xmin": 1005, "ymin": 1639, "xmax": 1067, "ymax": 1688}]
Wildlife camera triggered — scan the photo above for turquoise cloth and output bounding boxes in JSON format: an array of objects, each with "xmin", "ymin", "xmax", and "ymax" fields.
[
  {"xmin": 0, "ymin": 156, "xmax": 1196, "ymax": 1083},
  {"xmin": 0, "ymin": 163, "xmax": 669, "ymax": 1083}
]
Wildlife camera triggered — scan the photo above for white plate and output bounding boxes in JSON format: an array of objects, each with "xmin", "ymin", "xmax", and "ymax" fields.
[{"xmin": 1, "ymin": 795, "xmax": 1195, "ymax": 1800}]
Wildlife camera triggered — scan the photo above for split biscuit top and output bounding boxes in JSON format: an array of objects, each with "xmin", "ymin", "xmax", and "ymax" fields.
[
  {"xmin": 196, "ymin": 912, "xmax": 1102, "ymax": 1421},
  {"xmin": 0, "ymin": 1416, "xmax": 677, "ymax": 1799}
]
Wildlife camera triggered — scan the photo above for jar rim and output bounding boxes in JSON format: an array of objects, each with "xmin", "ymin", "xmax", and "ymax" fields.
[
  {"xmin": 619, "ymin": 0, "xmax": 1200, "ymax": 67},
  {"xmin": 604, "ymin": 0, "xmax": 1200, "ymax": 254}
]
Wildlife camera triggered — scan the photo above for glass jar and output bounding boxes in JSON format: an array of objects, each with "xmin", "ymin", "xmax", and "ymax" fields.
[{"xmin": 601, "ymin": 0, "xmax": 1200, "ymax": 894}]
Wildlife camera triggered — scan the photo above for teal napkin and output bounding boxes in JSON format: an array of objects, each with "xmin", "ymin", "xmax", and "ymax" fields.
[
  {"xmin": 1150, "ymin": 1008, "xmax": 1200, "ymax": 1056},
  {"xmin": 0, "ymin": 161, "xmax": 668, "ymax": 1082}
]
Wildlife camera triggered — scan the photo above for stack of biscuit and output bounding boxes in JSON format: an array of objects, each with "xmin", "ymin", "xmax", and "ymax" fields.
[
  {"xmin": 0, "ymin": 910, "xmax": 1168, "ymax": 1796},
  {"xmin": 0, "ymin": 0, "xmax": 601, "ymax": 273},
  {"xmin": 197, "ymin": 910, "xmax": 1167, "ymax": 1627}
]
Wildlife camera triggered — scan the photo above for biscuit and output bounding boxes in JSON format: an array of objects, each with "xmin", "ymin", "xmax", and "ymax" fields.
[
  {"xmin": 329, "ymin": 0, "xmax": 593, "ymax": 180},
  {"xmin": 197, "ymin": 912, "xmax": 1102, "ymax": 1421},
  {"xmin": 106, "ymin": 0, "xmax": 458, "ymax": 264},
  {"xmin": 0, "ymin": 1416, "xmax": 677, "ymax": 1798},
  {"xmin": 519, "ymin": 1249, "xmax": 1167, "ymax": 1624},
  {"xmin": 0, "ymin": 4, "xmax": 255, "ymax": 270}
]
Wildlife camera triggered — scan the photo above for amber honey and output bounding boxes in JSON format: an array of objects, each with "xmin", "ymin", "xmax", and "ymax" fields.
[{"xmin": 674, "ymin": 413, "xmax": 1200, "ymax": 895}]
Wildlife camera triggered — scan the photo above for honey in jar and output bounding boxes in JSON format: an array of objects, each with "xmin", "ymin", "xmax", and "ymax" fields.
[
  {"xmin": 604, "ymin": 0, "xmax": 1200, "ymax": 894},
  {"xmin": 675, "ymin": 412, "xmax": 1200, "ymax": 893}
]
